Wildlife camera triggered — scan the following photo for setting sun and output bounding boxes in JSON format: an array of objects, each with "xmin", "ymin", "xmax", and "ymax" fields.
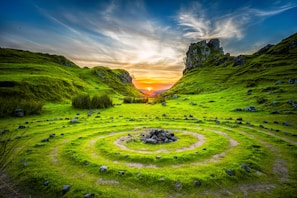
[{"xmin": 147, "ymin": 87, "xmax": 152, "ymax": 91}]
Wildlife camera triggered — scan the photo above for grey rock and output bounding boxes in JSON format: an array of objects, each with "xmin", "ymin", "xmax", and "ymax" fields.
[
  {"xmin": 194, "ymin": 180, "xmax": 202, "ymax": 187},
  {"xmin": 41, "ymin": 138, "xmax": 49, "ymax": 142},
  {"xmin": 175, "ymin": 181, "xmax": 182, "ymax": 188},
  {"xmin": 99, "ymin": 165, "xmax": 108, "ymax": 173},
  {"xmin": 15, "ymin": 109, "xmax": 24, "ymax": 117},
  {"xmin": 44, "ymin": 180, "xmax": 51, "ymax": 186},
  {"xmin": 70, "ymin": 118, "xmax": 78, "ymax": 123},
  {"xmin": 225, "ymin": 169, "xmax": 235, "ymax": 176},
  {"xmin": 288, "ymin": 78, "xmax": 297, "ymax": 84},
  {"xmin": 62, "ymin": 185, "xmax": 71, "ymax": 195},
  {"xmin": 49, "ymin": 134, "xmax": 56, "ymax": 138},
  {"xmin": 283, "ymin": 122, "xmax": 291, "ymax": 126},
  {"xmin": 241, "ymin": 164, "xmax": 250, "ymax": 172},
  {"xmin": 118, "ymin": 171, "xmax": 125, "ymax": 175},
  {"xmin": 84, "ymin": 193, "xmax": 95, "ymax": 198},
  {"xmin": 233, "ymin": 55, "xmax": 245, "ymax": 66}
]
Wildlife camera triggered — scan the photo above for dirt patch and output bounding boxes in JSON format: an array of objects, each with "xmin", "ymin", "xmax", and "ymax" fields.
[
  {"xmin": 49, "ymin": 147, "xmax": 58, "ymax": 164},
  {"xmin": 126, "ymin": 162, "xmax": 157, "ymax": 168},
  {"xmin": 273, "ymin": 158, "xmax": 288, "ymax": 182},
  {"xmin": 239, "ymin": 183, "xmax": 276, "ymax": 197},
  {"xmin": 95, "ymin": 178, "xmax": 120, "ymax": 186}
]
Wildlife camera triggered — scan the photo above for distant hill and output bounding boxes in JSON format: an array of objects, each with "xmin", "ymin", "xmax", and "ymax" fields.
[
  {"xmin": 164, "ymin": 33, "xmax": 297, "ymax": 112},
  {"xmin": 0, "ymin": 48, "xmax": 142, "ymax": 102}
]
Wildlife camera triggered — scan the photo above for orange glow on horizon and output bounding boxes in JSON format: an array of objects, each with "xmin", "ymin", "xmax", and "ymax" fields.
[{"xmin": 133, "ymin": 79, "xmax": 174, "ymax": 91}]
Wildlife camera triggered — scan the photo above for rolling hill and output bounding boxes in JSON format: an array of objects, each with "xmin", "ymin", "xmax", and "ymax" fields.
[
  {"xmin": 0, "ymin": 48, "xmax": 143, "ymax": 102},
  {"xmin": 164, "ymin": 33, "xmax": 297, "ymax": 113}
]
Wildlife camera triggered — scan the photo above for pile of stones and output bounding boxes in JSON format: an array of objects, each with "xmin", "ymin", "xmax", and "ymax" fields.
[{"xmin": 141, "ymin": 129, "xmax": 177, "ymax": 144}]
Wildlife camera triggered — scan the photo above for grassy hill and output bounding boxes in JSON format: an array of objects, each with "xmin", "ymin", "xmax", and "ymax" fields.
[
  {"xmin": 164, "ymin": 33, "xmax": 297, "ymax": 113},
  {"xmin": 0, "ymin": 48, "xmax": 142, "ymax": 102}
]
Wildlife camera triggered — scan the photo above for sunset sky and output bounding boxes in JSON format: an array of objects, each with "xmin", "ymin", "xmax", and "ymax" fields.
[{"xmin": 1, "ymin": 0, "xmax": 297, "ymax": 90}]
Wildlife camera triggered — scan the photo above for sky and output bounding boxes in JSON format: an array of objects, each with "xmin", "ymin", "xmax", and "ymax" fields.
[{"xmin": 1, "ymin": 0, "xmax": 297, "ymax": 90}]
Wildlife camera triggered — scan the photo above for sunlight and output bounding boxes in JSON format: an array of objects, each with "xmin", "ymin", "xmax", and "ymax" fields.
[{"xmin": 147, "ymin": 87, "xmax": 152, "ymax": 91}]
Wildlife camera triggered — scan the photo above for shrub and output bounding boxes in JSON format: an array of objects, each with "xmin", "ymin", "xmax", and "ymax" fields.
[
  {"xmin": 123, "ymin": 97, "xmax": 148, "ymax": 104},
  {"xmin": 0, "ymin": 98, "xmax": 44, "ymax": 117},
  {"xmin": 72, "ymin": 94, "xmax": 113, "ymax": 109},
  {"xmin": 72, "ymin": 94, "xmax": 91, "ymax": 109}
]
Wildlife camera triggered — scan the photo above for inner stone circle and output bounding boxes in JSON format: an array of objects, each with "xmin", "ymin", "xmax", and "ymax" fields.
[{"xmin": 140, "ymin": 129, "xmax": 178, "ymax": 144}]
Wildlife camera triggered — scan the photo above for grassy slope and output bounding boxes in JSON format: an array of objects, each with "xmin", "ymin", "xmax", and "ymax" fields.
[
  {"xmin": 0, "ymin": 34, "xmax": 297, "ymax": 197},
  {"xmin": 165, "ymin": 33, "xmax": 297, "ymax": 113},
  {"xmin": 0, "ymin": 48, "xmax": 142, "ymax": 102}
]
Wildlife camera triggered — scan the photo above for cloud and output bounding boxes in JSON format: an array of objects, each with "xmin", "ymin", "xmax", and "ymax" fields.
[
  {"xmin": 177, "ymin": 2, "xmax": 296, "ymax": 41},
  {"xmin": 30, "ymin": 0, "xmax": 187, "ymax": 82}
]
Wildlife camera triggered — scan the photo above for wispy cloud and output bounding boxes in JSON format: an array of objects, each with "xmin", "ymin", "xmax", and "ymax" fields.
[
  {"xmin": 32, "ymin": 0, "xmax": 186, "ymax": 83},
  {"xmin": 177, "ymin": 2, "xmax": 296, "ymax": 41}
]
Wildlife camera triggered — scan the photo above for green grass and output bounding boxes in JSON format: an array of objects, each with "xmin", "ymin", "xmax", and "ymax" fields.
[{"xmin": 0, "ymin": 33, "xmax": 297, "ymax": 197}]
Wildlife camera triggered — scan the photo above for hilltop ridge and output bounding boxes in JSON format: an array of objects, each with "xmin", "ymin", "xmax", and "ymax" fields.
[{"xmin": 0, "ymin": 48, "xmax": 143, "ymax": 102}]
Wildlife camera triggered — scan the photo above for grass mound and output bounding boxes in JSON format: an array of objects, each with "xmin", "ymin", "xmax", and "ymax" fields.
[{"xmin": 72, "ymin": 94, "xmax": 113, "ymax": 109}]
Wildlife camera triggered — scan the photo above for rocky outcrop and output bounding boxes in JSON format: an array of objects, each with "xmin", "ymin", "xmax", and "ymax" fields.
[
  {"xmin": 184, "ymin": 39, "xmax": 224, "ymax": 71},
  {"xmin": 117, "ymin": 70, "xmax": 132, "ymax": 84}
]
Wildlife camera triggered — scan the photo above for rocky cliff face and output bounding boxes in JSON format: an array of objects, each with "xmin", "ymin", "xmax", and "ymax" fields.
[
  {"xmin": 185, "ymin": 39, "xmax": 224, "ymax": 71},
  {"xmin": 117, "ymin": 70, "xmax": 132, "ymax": 84}
]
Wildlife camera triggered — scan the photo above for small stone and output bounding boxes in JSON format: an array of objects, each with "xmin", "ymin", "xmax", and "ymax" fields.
[
  {"xmin": 49, "ymin": 134, "xmax": 56, "ymax": 138},
  {"xmin": 118, "ymin": 171, "xmax": 125, "ymax": 175},
  {"xmin": 99, "ymin": 166, "xmax": 108, "ymax": 173},
  {"xmin": 156, "ymin": 156, "xmax": 161, "ymax": 160},
  {"xmin": 70, "ymin": 119, "xmax": 78, "ymax": 123},
  {"xmin": 18, "ymin": 125, "xmax": 26, "ymax": 129},
  {"xmin": 241, "ymin": 164, "xmax": 250, "ymax": 172},
  {"xmin": 41, "ymin": 138, "xmax": 49, "ymax": 142},
  {"xmin": 44, "ymin": 180, "xmax": 51, "ymax": 186},
  {"xmin": 271, "ymin": 110, "xmax": 279, "ymax": 114},
  {"xmin": 283, "ymin": 122, "xmax": 291, "ymax": 126},
  {"xmin": 194, "ymin": 180, "xmax": 202, "ymax": 187},
  {"xmin": 62, "ymin": 185, "xmax": 71, "ymax": 195},
  {"xmin": 225, "ymin": 169, "xmax": 235, "ymax": 176},
  {"xmin": 84, "ymin": 193, "xmax": 95, "ymax": 198},
  {"xmin": 175, "ymin": 181, "xmax": 182, "ymax": 188},
  {"xmin": 15, "ymin": 109, "xmax": 24, "ymax": 117}
]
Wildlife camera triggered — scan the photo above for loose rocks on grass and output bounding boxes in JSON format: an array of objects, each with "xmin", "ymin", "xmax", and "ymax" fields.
[
  {"xmin": 62, "ymin": 185, "xmax": 71, "ymax": 195},
  {"xmin": 141, "ymin": 129, "xmax": 177, "ymax": 144}
]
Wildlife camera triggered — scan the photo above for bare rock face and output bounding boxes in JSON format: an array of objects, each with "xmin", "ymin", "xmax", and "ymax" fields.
[
  {"xmin": 117, "ymin": 70, "xmax": 132, "ymax": 84},
  {"xmin": 185, "ymin": 39, "xmax": 224, "ymax": 70}
]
